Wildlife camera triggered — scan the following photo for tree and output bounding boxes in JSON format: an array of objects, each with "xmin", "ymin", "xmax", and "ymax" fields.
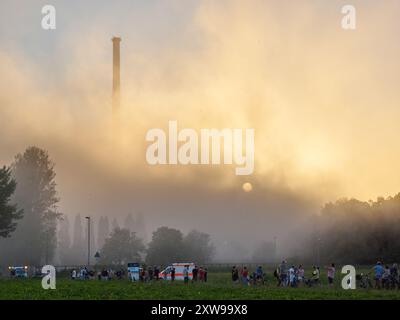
[
  {"xmin": 99, "ymin": 228, "xmax": 145, "ymax": 265},
  {"xmin": 124, "ymin": 213, "xmax": 135, "ymax": 232},
  {"xmin": 97, "ymin": 216, "xmax": 110, "ymax": 249},
  {"xmin": 146, "ymin": 226, "xmax": 185, "ymax": 265},
  {"xmin": 183, "ymin": 230, "xmax": 215, "ymax": 263},
  {"xmin": 134, "ymin": 212, "xmax": 147, "ymax": 243},
  {"xmin": 111, "ymin": 217, "xmax": 119, "ymax": 231},
  {"xmin": 7, "ymin": 147, "xmax": 61, "ymax": 265},
  {"xmin": 298, "ymin": 194, "xmax": 400, "ymax": 264},
  {"xmin": 0, "ymin": 166, "xmax": 23, "ymax": 237}
]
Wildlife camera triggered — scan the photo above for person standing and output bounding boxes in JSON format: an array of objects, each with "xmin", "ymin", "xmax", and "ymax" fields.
[
  {"xmin": 256, "ymin": 266, "xmax": 264, "ymax": 284},
  {"xmin": 140, "ymin": 268, "xmax": 146, "ymax": 282},
  {"xmin": 273, "ymin": 266, "xmax": 281, "ymax": 287},
  {"xmin": 192, "ymin": 266, "xmax": 198, "ymax": 282},
  {"xmin": 382, "ymin": 265, "xmax": 391, "ymax": 289},
  {"xmin": 297, "ymin": 265, "xmax": 305, "ymax": 286},
  {"xmin": 171, "ymin": 267, "xmax": 176, "ymax": 282},
  {"xmin": 279, "ymin": 260, "xmax": 287, "ymax": 286},
  {"xmin": 241, "ymin": 266, "xmax": 249, "ymax": 286},
  {"xmin": 183, "ymin": 265, "xmax": 189, "ymax": 284},
  {"xmin": 326, "ymin": 263, "xmax": 336, "ymax": 287},
  {"xmin": 289, "ymin": 266, "xmax": 297, "ymax": 287},
  {"xmin": 148, "ymin": 266, "xmax": 154, "ymax": 281},
  {"xmin": 204, "ymin": 268, "xmax": 208, "ymax": 283},
  {"xmin": 372, "ymin": 261, "xmax": 384, "ymax": 289},
  {"xmin": 154, "ymin": 266, "xmax": 160, "ymax": 280},
  {"xmin": 232, "ymin": 266, "xmax": 239, "ymax": 284},
  {"xmin": 389, "ymin": 263, "xmax": 398, "ymax": 289},
  {"xmin": 311, "ymin": 266, "xmax": 320, "ymax": 286},
  {"xmin": 198, "ymin": 267, "xmax": 205, "ymax": 282}
]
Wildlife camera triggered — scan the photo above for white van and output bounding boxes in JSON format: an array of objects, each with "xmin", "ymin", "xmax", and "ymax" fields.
[{"xmin": 159, "ymin": 263, "xmax": 195, "ymax": 280}]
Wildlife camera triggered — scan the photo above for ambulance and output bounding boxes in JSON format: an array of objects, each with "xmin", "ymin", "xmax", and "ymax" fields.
[{"xmin": 159, "ymin": 262, "xmax": 195, "ymax": 280}]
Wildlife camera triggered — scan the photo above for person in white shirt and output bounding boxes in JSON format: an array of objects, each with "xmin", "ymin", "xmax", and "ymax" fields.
[{"xmin": 183, "ymin": 265, "xmax": 189, "ymax": 284}]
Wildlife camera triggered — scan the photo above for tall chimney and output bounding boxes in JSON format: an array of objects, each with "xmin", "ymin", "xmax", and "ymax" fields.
[{"xmin": 112, "ymin": 37, "xmax": 121, "ymax": 124}]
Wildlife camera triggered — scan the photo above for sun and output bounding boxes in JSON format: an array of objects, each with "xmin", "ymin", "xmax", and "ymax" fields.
[{"xmin": 242, "ymin": 182, "xmax": 253, "ymax": 192}]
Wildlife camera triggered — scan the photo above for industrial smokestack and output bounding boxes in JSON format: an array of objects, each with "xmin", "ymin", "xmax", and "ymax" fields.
[{"xmin": 112, "ymin": 37, "xmax": 121, "ymax": 126}]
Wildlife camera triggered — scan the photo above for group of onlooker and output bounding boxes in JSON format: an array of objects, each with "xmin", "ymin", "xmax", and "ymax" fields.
[
  {"xmin": 274, "ymin": 261, "xmax": 333, "ymax": 287},
  {"xmin": 70, "ymin": 260, "xmax": 400, "ymax": 290},
  {"xmin": 231, "ymin": 265, "xmax": 266, "ymax": 286},
  {"xmin": 70, "ymin": 267, "xmax": 91, "ymax": 280},
  {"xmin": 274, "ymin": 261, "xmax": 335, "ymax": 287},
  {"xmin": 371, "ymin": 262, "xmax": 399, "ymax": 289},
  {"xmin": 138, "ymin": 265, "xmax": 161, "ymax": 282},
  {"xmin": 231, "ymin": 260, "xmax": 400, "ymax": 290},
  {"xmin": 70, "ymin": 268, "xmax": 125, "ymax": 280},
  {"xmin": 190, "ymin": 266, "xmax": 208, "ymax": 283},
  {"xmin": 232, "ymin": 262, "xmax": 321, "ymax": 287}
]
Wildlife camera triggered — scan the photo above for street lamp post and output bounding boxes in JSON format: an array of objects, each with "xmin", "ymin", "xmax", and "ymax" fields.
[{"xmin": 85, "ymin": 216, "xmax": 91, "ymax": 267}]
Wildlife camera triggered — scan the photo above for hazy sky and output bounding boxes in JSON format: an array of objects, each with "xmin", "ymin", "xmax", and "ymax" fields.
[{"xmin": 1, "ymin": 0, "xmax": 400, "ymax": 254}]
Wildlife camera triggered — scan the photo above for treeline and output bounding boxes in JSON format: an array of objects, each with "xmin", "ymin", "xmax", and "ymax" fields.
[
  {"xmin": 99, "ymin": 226, "xmax": 215, "ymax": 266},
  {"xmin": 300, "ymin": 196, "xmax": 400, "ymax": 264},
  {"xmin": 59, "ymin": 216, "xmax": 215, "ymax": 266},
  {"xmin": 58, "ymin": 212, "xmax": 147, "ymax": 265},
  {"xmin": 0, "ymin": 146, "xmax": 215, "ymax": 267}
]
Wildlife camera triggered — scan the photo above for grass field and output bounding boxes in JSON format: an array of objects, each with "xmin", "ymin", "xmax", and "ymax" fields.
[{"xmin": 1, "ymin": 272, "xmax": 400, "ymax": 300}]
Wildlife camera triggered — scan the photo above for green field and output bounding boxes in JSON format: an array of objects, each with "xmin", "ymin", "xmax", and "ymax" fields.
[{"xmin": 1, "ymin": 273, "xmax": 400, "ymax": 300}]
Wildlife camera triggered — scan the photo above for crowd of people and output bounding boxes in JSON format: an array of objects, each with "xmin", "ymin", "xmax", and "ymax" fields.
[
  {"xmin": 189, "ymin": 265, "xmax": 208, "ymax": 283},
  {"xmin": 369, "ymin": 262, "xmax": 399, "ymax": 290},
  {"xmin": 136, "ymin": 265, "xmax": 162, "ymax": 282},
  {"xmin": 231, "ymin": 260, "xmax": 400, "ymax": 290},
  {"xmin": 68, "ymin": 260, "xmax": 400, "ymax": 290},
  {"xmin": 70, "ymin": 265, "xmax": 210, "ymax": 284},
  {"xmin": 70, "ymin": 267, "xmax": 126, "ymax": 281},
  {"xmin": 132, "ymin": 265, "xmax": 208, "ymax": 284}
]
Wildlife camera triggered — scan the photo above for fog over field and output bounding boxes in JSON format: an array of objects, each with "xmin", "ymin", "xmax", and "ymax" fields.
[{"xmin": 1, "ymin": 0, "xmax": 400, "ymax": 263}]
